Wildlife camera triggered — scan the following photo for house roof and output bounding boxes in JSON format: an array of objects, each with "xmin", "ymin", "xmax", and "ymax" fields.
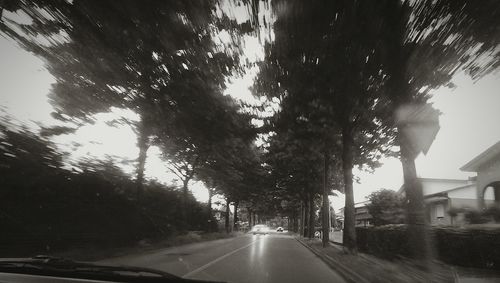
[
  {"xmin": 424, "ymin": 183, "xmax": 476, "ymax": 198},
  {"xmin": 355, "ymin": 200, "xmax": 370, "ymax": 208},
  {"xmin": 424, "ymin": 195, "xmax": 448, "ymax": 203},
  {"xmin": 461, "ymin": 140, "xmax": 500, "ymax": 172},
  {"xmin": 397, "ymin": 177, "xmax": 469, "ymax": 194}
]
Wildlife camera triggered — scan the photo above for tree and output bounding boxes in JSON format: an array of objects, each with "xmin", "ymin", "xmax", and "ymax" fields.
[
  {"xmin": 0, "ymin": 119, "xmax": 216, "ymax": 252},
  {"xmin": 264, "ymin": 124, "xmax": 323, "ymax": 238},
  {"xmin": 378, "ymin": 0, "xmax": 500, "ymax": 262},
  {"xmin": 1, "ymin": 0, "xmax": 244, "ymax": 194},
  {"xmin": 256, "ymin": 0, "xmax": 394, "ymax": 251},
  {"xmin": 259, "ymin": 0, "xmax": 500, "ymax": 255},
  {"xmin": 366, "ymin": 189, "xmax": 406, "ymax": 226}
]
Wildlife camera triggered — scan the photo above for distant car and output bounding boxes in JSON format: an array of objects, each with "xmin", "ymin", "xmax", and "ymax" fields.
[
  {"xmin": 276, "ymin": 227, "xmax": 283, "ymax": 232},
  {"xmin": 251, "ymin": 224, "xmax": 269, "ymax": 235}
]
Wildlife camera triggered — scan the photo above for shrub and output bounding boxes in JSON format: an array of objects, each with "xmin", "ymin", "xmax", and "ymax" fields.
[
  {"xmin": 484, "ymin": 206, "xmax": 500, "ymax": 222},
  {"xmin": 464, "ymin": 209, "xmax": 491, "ymax": 224},
  {"xmin": 447, "ymin": 207, "xmax": 464, "ymax": 218},
  {"xmin": 366, "ymin": 189, "xmax": 406, "ymax": 226},
  {"xmin": 356, "ymin": 225, "xmax": 410, "ymax": 259},
  {"xmin": 434, "ymin": 226, "xmax": 500, "ymax": 269}
]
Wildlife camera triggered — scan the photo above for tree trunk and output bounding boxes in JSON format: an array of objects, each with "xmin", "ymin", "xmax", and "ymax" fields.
[
  {"xmin": 299, "ymin": 202, "xmax": 302, "ymax": 235},
  {"xmin": 233, "ymin": 201, "xmax": 239, "ymax": 231},
  {"xmin": 247, "ymin": 207, "xmax": 252, "ymax": 229},
  {"xmin": 293, "ymin": 210, "xmax": 299, "ymax": 233},
  {"xmin": 292, "ymin": 217, "xmax": 295, "ymax": 232},
  {"xmin": 385, "ymin": 0, "xmax": 430, "ymax": 264},
  {"xmin": 225, "ymin": 198, "xmax": 231, "ymax": 234},
  {"xmin": 308, "ymin": 193, "xmax": 314, "ymax": 238},
  {"xmin": 302, "ymin": 197, "xmax": 309, "ymax": 237},
  {"xmin": 331, "ymin": 207, "xmax": 337, "ymax": 228},
  {"xmin": 399, "ymin": 129, "xmax": 431, "ymax": 264},
  {"xmin": 207, "ymin": 188, "xmax": 213, "ymax": 217},
  {"xmin": 342, "ymin": 126, "xmax": 357, "ymax": 253},
  {"xmin": 181, "ymin": 178, "xmax": 190, "ymax": 231},
  {"xmin": 135, "ymin": 120, "xmax": 150, "ymax": 197},
  {"xmin": 322, "ymin": 150, "xmax": 330, "ymax": 247},
  {"xmin": 207, "ymin": 188, "xmax": 213, "ymax": 232}
]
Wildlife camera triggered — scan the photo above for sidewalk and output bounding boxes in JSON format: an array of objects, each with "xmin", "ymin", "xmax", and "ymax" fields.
[
  {"xmin": 298, "ymin": 236, "xmax": 500, "ymax": 283},
  {"xmin": 297, "ymin": 237, "xmax": 455, "ymax": 283}
]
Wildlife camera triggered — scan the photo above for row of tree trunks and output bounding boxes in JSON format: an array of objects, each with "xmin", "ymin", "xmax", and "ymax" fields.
[{"xmin": 300, "ymin": 194, "xmax": 316, "ymax": 238}]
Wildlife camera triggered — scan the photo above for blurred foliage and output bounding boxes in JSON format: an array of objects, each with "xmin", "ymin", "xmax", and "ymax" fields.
[
  {"xmin": 358, "ymin": 225, "xmax": 500, "ymax": 270},
  {"xmin": 254, "ymin": 0, "xmax": 500, "ymax": 252},
  {"xmin": 0, "ymin": 123, "xmax": 214, "ymax": 256},
  {"xmin": 459, "ymin": 206, "xmax": 500, "ymax": 224},
  {"xmin": 0, "ymin": 0, "xmax": 254, "ymax": 193},
  {"xmin": 0, "ymin": 0, "xmax": 268, "ymax": 231},
  {"xmin": 1, "ymin": 0, "xmax": 500, "ymax": 256}
]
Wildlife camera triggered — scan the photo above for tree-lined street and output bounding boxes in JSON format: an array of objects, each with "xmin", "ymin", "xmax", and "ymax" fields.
[
  {"xmin": 1, "ymin": 0, "xmax": 500, "ymax": 282},
  {"xmin": 99, "ymin": 233, "xmax": 345, "ymax": 283}
]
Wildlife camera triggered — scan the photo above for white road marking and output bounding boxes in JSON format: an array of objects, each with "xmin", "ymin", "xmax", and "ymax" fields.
[{"xmin": 182, "ymin": 239, "xmax": 258, "ymax": 278}]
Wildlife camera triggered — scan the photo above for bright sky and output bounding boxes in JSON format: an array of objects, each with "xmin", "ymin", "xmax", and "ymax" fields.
[
  {"xmin": 2, "ymin": 14, "xmax": 500, "ymax": 210},
  {"xmin": 329, "ymin": 71, "xmax": 500, "ymax": 211}
]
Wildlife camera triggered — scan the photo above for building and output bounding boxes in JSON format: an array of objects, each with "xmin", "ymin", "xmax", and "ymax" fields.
[
  {"xmin": 398, "ymin": 177, "xmax": 493, "ymax": 225},
  {"xmin": 337, "ymin": 201, "xmax": 372, "ymax": 228},
  {"xmin": 460, "ymin": 140, "xmax": 500, "ymax": 209},
  {"xmin": 354, "ymin": 201, "xmax": 372, "ymax": 227}
]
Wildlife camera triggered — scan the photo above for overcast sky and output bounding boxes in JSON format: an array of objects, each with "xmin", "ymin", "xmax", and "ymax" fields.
[{"xmin": 2, "ymin": 25, "xmax": 500, "ymax": 209}]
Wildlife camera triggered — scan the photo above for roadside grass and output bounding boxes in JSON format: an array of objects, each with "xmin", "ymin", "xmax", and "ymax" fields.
[{"xmin": 53, "ymin": 231, "xmax": 243, "ymax": 261}]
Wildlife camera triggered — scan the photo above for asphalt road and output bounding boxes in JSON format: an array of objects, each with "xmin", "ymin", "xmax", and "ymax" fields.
[{"xmin": 98, "ymin": 232, "xmax": 346, "ymax": 283}]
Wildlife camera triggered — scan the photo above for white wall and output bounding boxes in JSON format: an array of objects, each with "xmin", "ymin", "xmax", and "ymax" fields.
[
  {"xmin": 421, "ymin": 179, "xmax": 469, "ymax": 196},
  {"xmin": 448, "ymin": 185, "xmax": 477, "ymax": 199}
]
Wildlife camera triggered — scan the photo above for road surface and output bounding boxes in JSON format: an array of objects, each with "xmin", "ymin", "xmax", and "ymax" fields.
[{"xmin": 98, "ymin": 232, "xmax": 346, "ymax": 283}]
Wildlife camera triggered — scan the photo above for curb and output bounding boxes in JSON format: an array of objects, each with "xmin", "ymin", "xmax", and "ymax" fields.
[{"xmin": 295, "ymin": 237, "xmax": 370, "ymax": 283}]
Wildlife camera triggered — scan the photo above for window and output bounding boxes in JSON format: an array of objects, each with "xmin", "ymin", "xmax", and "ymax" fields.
[{"xmin": 436, "ymin": 204, "xmax": 445, "ymax": 219}]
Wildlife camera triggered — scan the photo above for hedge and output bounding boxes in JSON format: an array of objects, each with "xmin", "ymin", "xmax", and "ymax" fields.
[
  {"xmin": 356, "ymin": 224, "xmax": 411, "ymax": 259},
  {"xmin": 434, "ymin": 226, "xmax": 500, "ymax": 269},
  {"xmin": 356, "ymin": 225, "xmax": 500, "ymax": 270}
]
